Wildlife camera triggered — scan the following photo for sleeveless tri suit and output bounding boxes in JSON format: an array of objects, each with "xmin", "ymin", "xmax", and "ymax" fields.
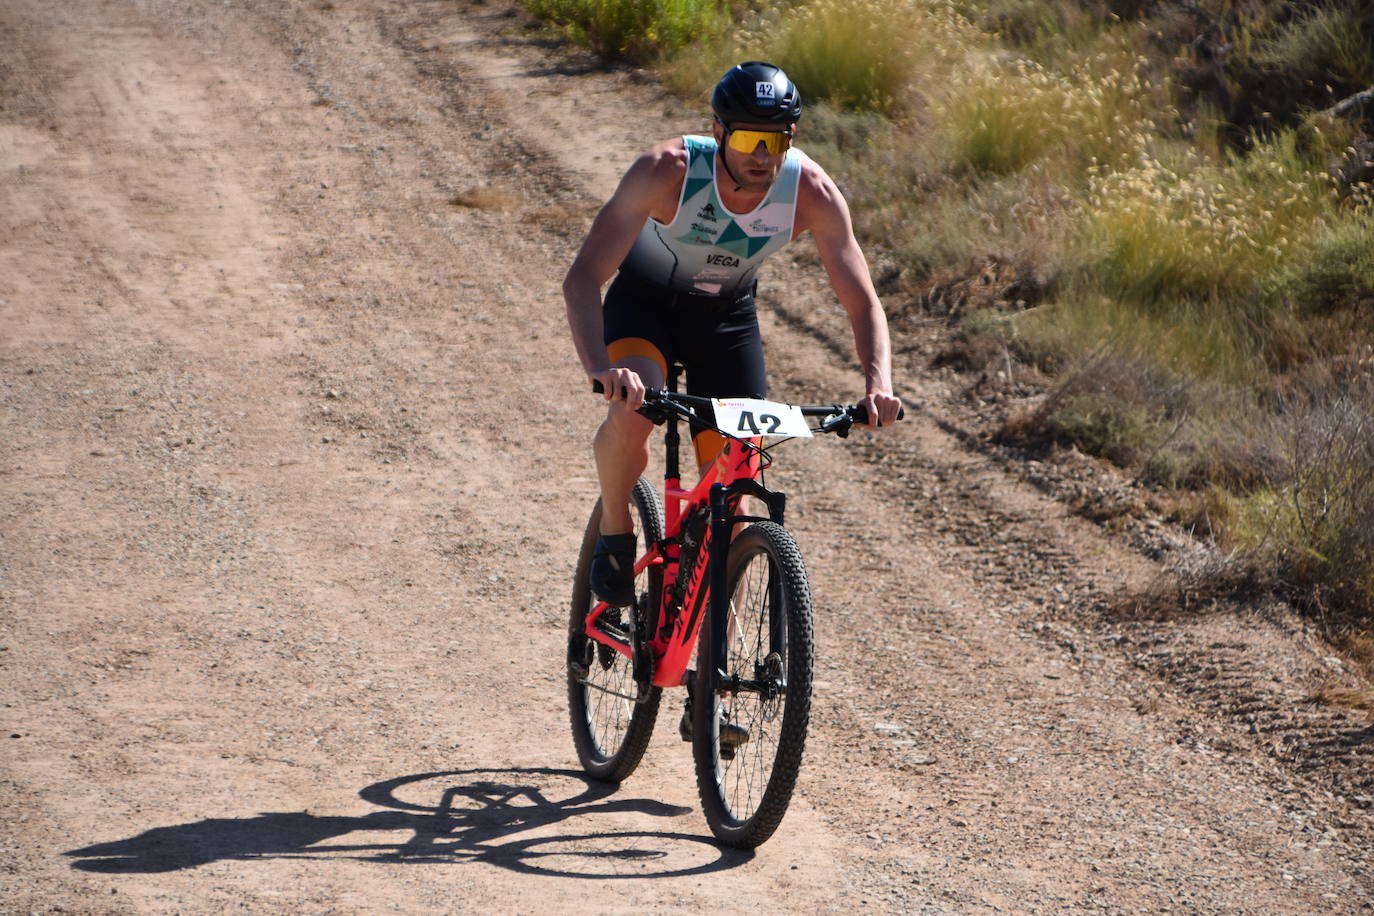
[
  {"xmin": 603, "ymin": 135, "xmax": 807, "ymax": 421},
  {"xmin": 621, "ymin": 135, "xmax": 804, "ymax": 297}
]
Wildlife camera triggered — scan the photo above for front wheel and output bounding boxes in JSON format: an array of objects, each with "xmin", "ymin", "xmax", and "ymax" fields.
[
  {"xmin": 693, "ymin": 521, "xmax": 813, "ymax": 847},
  {"xmin": 567, "ymin": 478, "xmax": 664, "ymax": 782}
]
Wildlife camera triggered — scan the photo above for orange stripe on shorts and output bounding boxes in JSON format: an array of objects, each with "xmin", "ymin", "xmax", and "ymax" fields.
[
  {"xmin": 605, "ymin": 339, "xmax": 730, "ymax": 466},
  {"xmin": 693, "ymin": 429, "xmax": 727, "ymax": 467},
  {"xmin": 606, "ymin": 337, "xmax": 668, "ymax": 379}
]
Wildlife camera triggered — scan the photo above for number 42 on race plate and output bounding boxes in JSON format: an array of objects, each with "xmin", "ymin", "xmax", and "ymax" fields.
[{"xmin": 712, "ymin": 397, "xmax": 813, "ymax": 439}]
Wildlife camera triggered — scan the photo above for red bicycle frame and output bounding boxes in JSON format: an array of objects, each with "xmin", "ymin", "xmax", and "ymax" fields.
[
  {"xmin": 581, "ymin": 388, "xmax": 768, "ymax": 691},
  {"xmin": 580, "ymin": 370, "xmax": 883, "ymax": 699},
  {"xmin": 582, "ymin": 357, "xmax": 791, "ymax": 686}
]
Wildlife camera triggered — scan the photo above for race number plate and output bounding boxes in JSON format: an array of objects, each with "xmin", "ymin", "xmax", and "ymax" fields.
[{"xmin": 712, "ymin": 397, "xmax": 813, "ymax": 439}]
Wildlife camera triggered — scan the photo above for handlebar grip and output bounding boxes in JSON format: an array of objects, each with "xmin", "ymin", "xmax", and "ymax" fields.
[
  {"xmin": 592, "ymin": 380, "xmax": 667, "ymax": 400},
  {"xmin": 850, "ymin": 404, "xmax": 906, "ymax": 426}
]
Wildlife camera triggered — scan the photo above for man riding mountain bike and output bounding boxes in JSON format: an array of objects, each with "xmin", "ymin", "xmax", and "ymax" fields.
[{"xmin": 563, "ymin": 61, "xmax": 903, "ymax": 611}]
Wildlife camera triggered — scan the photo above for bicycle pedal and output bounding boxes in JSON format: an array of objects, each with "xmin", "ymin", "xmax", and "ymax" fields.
[
  {"xmin": 632, "ymin": 653, "xmax": 653, "ymax": 701},
  {"xmin": 567, "ymin": 638, "xmax": 593, "ymax": 681},
  {"xmin": 719, "ymin": 721, "xmax": 751, "ymax": 761},
  {"xmin": 678, "ymin": 707, "xmax": 751, "ymax": 758}
]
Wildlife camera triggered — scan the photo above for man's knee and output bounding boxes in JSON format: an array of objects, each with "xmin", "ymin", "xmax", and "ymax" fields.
[{"xmin": 596, "ymin": 405, "xmax": 652, "ymax": 451}]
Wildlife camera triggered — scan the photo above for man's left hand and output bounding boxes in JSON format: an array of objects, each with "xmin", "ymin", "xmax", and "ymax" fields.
[{"xmin": 859, "ymin": 391, "xmax": 903, "ymax": 429}]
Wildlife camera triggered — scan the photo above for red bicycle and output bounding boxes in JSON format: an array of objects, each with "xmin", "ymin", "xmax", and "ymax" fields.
[{"xmin": 567, "ymin": 368, "xmax": 892, "ymax": 847}]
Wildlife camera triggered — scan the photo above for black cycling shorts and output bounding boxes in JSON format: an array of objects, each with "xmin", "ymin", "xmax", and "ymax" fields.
[{"xmin": 601, "ymin": 270, "xmax": 768, "ymax": 401}]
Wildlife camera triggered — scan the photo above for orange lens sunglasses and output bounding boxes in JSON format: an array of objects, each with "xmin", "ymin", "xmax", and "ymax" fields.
[{"xmin": 725, "ymin": 127, "xmax": 794, "ymax": 156}]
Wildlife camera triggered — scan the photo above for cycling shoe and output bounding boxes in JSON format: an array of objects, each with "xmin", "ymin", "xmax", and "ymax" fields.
[{"xmin": 590, "ymin": 532, "xmax": 637, "ymax": 606}]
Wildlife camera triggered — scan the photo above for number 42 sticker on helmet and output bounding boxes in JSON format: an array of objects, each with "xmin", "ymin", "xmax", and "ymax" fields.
[{"xmin": 712, "ymin": 397, "xmax": 813, "ymax": 438}]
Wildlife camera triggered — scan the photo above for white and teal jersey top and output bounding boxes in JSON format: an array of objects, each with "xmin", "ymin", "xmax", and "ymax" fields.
[{"xmin": 620, "ymin": 135, "xmax": 806, "ymax": 298}]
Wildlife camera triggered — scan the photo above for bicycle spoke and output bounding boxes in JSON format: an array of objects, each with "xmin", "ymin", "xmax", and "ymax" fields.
[{"xmin": 719, "ymin": 552, "xmax": 779, "ymax": 817}]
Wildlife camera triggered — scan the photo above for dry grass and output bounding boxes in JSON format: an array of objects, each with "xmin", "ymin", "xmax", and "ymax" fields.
[
  {"xmin": 448, "ymin": 186, "xmax": 522, "ymax": 212},
  {"xmin": 1075, "ymin": 148, "xmax": 1325, "ymax": 309},
  {"xmin": 524, "ymin": 0, "xmax": 727, "ymax": 61},
  {"xmin": 1313, "ymin": 683, "xmax": 1374, "ymax": 713},
  {"xmin": 1332, "ymin": 631, "xmax": 1374, "ymax": 679},
  {"xmin": 934, "ymin": 50, "xmax": 1157, "ymax": 178}
]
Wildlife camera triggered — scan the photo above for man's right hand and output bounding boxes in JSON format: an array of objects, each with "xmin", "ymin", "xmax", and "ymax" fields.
[{"xmin": 591, "ymin": 366, "xmax": 647, "ymax": 411}]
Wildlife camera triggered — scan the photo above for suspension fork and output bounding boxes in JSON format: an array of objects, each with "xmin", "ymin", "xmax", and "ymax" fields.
[
  {"xmin": 707, "ymin": 483, "xmax": 731, "ymax": 692},
  {"xmin": 705, "ymin": 477, "xmax": 786, "ymax": 692}
]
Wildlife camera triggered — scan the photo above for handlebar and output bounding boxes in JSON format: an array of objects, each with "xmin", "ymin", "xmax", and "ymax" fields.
[{"xmin": 591, "ymin": 381, "xmax": 903, "ymax": 435}]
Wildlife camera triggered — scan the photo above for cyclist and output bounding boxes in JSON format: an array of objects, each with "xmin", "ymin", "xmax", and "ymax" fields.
[{"xmin": 564, "ymin": 61, "xmax": 902, "ymax": 608}]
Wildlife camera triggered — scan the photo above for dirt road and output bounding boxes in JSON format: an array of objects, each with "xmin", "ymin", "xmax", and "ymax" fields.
[{"xmin": 2, "ymin": 0, "xmax": 1370, "ymax": 911}]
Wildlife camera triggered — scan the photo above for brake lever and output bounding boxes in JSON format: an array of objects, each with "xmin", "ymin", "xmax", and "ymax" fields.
[{"xmin": 815, "ymin": 409, "xmax": 855, "ymax": 438}]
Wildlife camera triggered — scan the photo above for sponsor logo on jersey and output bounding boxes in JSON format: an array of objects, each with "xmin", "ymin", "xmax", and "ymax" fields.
[
  {"xmin": 748, "ymin": 218, "xmax": 782, "ymax": 235},
  {"xmin": 706, "ymin": 253, "xmax": 741, "ymax": 267},
  {"xmin": 694, "ymin": 267, "xmax": 732, "ymax": 283},
  {"xmin": 696, "ymin": 203, "xmax": 719, "ymax": 221},
  {"xmin": 690, "ymin": 222, "xmax": 719, "ymax": 236}
]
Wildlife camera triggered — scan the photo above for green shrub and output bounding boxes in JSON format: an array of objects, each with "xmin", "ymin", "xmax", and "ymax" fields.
[
  {"xmin": 1161, "ymin": 2, "xmax": 1374, "ymax": 150},
  {"xmin": 1268, "ymin": 209, "xmax": 1374, "ymax": 316},
  {"xmin": 998, "ymin": 347, "xmax": 1195, "ymax": 466},
  {"xmin": 759, "ymin": 0, "xmax": 978, "ymax": 114},
  {"xmin": 1073, "ymin": 146, "xmax": 1326, "ymax": 309},
  {"xmin": 1232, "ymin": 378, "xmax": 1374, "ymax": 622},
  {"xmin": 525, "ymin": 0, "xmax": 727, "ymax": 61},
  {"xmin": 933, "ymin": 51, "xmax": 1154, "ymax": 177},
  {"xmin": 958, "ymin": 0, "xmax": 1107, "ymax": 61},
  {"xmin": 766, "ymin": 1, "xmax": 909, "ymax": 113},
  {"xmin": 1050, "ymin": 393, "xmax": 1158, "ymax": 465},
  {"xmin": 1077, "ymin": 158, "xmax": 1246, "ymax": 305},
  {"xmin": 1256, "ymin": 5, "xmax": 1374, "ymax": 90}
]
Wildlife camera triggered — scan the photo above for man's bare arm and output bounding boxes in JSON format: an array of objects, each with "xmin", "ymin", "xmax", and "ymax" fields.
[
  {"xmin": 798, "ymin": 163, "xmax": 902, "ymax": 426},
  {"xmin": 563, "ymin": 141, "xmax": 685, "ymax": 404}
]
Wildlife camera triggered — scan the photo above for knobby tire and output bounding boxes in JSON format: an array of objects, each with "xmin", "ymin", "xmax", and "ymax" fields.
[
  {"xmin": 567, "ymin": 478, "xmax": 663, "ymax": 782},
  {"xmin": 692, "ymin": 521, "xmax": 814, "ymax": 847}
]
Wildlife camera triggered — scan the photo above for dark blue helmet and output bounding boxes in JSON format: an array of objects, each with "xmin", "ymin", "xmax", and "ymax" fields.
[{"xmin": 710, "ymin": 61, "xmax": 802, "ymax": 126}]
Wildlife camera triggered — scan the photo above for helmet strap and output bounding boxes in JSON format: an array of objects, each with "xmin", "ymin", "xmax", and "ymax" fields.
[
  {"xmin": 717, "ymin": 145, "xmax": 746, "ymax": 192},
  {"xmin": 712, "ymin": 121, "xmax": 744, "ymax": 191}
]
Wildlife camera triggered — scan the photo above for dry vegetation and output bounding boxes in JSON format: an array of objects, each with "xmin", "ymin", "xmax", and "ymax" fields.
[{"xmin": 522, "ymin": 0, "xmax": 1374, "ymax": 659}]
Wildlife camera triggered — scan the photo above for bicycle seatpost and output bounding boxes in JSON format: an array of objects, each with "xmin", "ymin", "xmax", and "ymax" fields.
[{"xmin": 664, "ymin": 364, "xmax": 685, "ymax": 481}]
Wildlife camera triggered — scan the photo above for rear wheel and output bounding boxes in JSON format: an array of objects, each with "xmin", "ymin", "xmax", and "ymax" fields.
[
  {"xmin": 567, "ymin": 477, "xmax": 663, "ymax": 782},
  {"xmin": 693, "ymin": 521, "xmax": 813, "ymax": 847}
]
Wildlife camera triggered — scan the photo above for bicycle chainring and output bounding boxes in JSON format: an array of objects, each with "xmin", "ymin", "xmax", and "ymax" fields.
[
  {"xmin": 632, "ymin": 593, "xmax": 655, "ymax": 700},
  {"xmin": 596, "ymin": 607, "xmax": 622, "ymax": 670}
]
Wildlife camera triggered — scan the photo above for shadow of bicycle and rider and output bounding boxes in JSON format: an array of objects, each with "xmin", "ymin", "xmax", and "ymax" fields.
[{"xmin": 64, "ymin": 767, "xmax": 753, "ymax": 878}]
